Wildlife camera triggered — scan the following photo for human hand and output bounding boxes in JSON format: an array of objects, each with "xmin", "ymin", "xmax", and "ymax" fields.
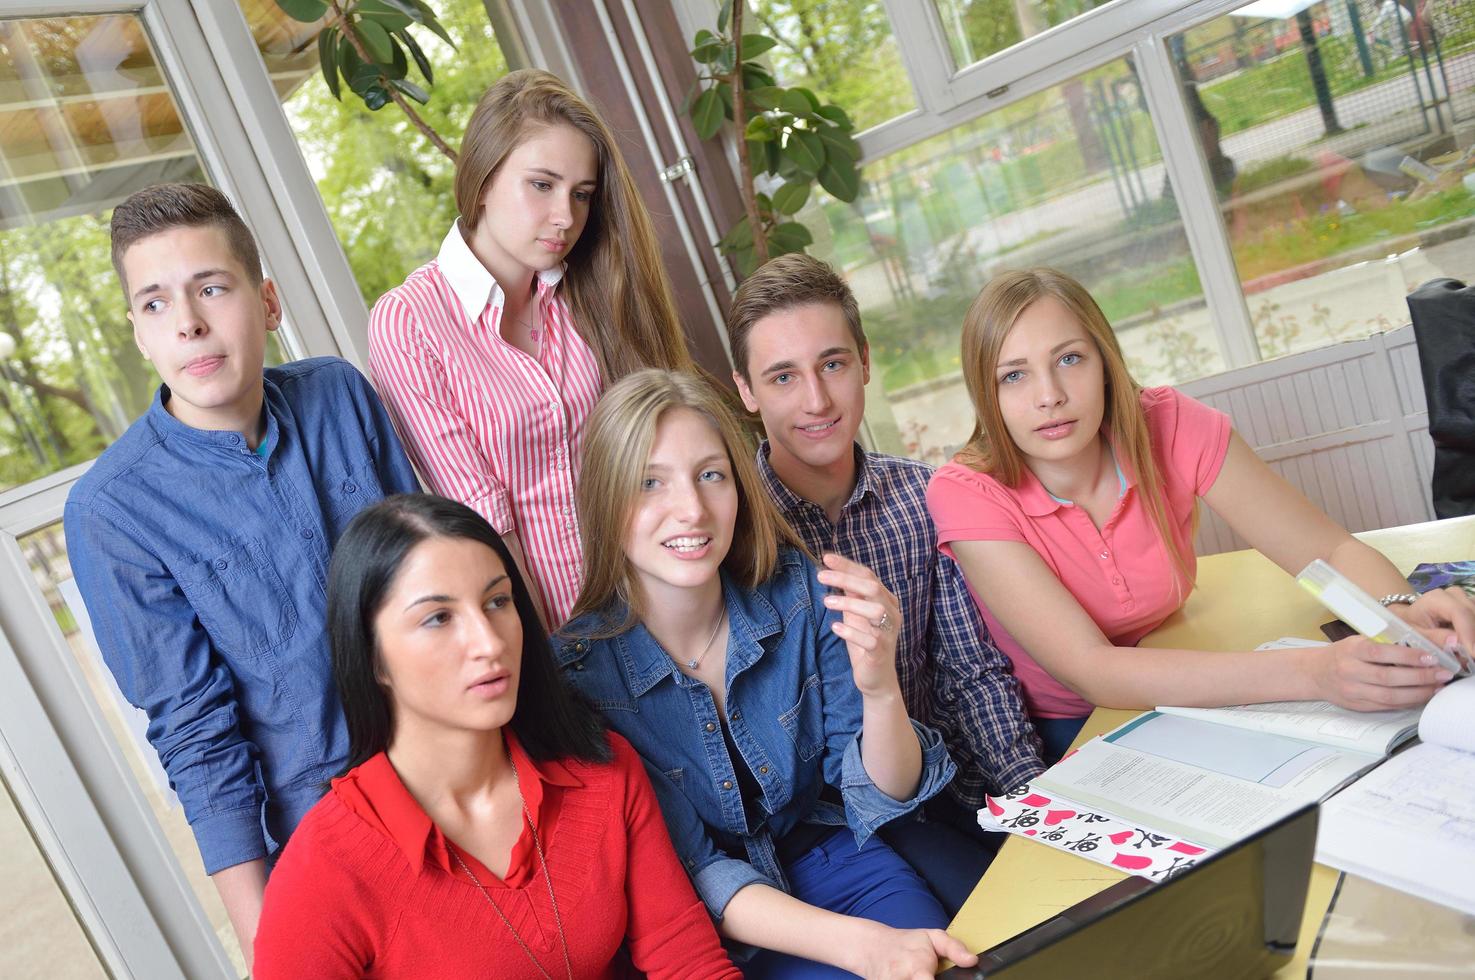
[
  {"xmin": 1390, "ymin": 587, "xmax": 1475, "ymax": 672},
  {"xmin": 1309, "ymin": 636, "xmax": 1452, "ymax": 710},
  {"xmin": 817, "ymin": 552, "xmax": 902, "ymax": 699},
  {"xmin": 847, "ymin": 923, "xmax": 978, "ymax": 980}
]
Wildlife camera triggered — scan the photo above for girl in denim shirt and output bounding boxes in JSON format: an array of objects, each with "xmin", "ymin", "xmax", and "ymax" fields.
[{"xmin": 559, "ymin": 370, "xmax": 979, "ymax": 979}]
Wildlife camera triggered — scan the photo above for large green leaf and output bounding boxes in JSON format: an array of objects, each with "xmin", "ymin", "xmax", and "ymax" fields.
[
  {"xmin": 746, "ymin": 86, "xmax": 783, "ymax": 111},
  {"xmin": 714, "ymin": 42, "xmax": 736, "ymax": 74},
  {"xmin": 817, "ymin": 159, "xmax": 861, "ymax": 202},
  {"xmin": 692, "ymin": 40, "xmax": 725, "ymax": 63},
  {"xmin": 740, "ymin": 34, "xmax": 776, "ymax": 58},
  {"xmin": 744, "ymin": 115, "xmax": 774, "ymax": 141},
  {"xmin": 718, "ymin": 215, "xmax": 753, "ymax": 250},
  {"xmin": 357, "ymin": 19, "xmax": 395, "ymax": 64},
  {"xmin": 717, "ymin": 1, "xmax": 732, "ymax": 33},
  {"xmin": 817, "ymin": 125, "xmax": 860, "ymax": 162},
  {"xmin": 792, "ymin": 88, "xmax": 822, "ymax": 113},
  {"xmin": 348, "ymin": 63, "xmax": 382, "ymax": 98},
  {"xmin": 317, "ymin": 26, "xmax": 341, "ymax": 100},
  {"xmin": 746, "ymin": 140, "xmax": 778, "ymax": 176},
  {"xmin": 779, "ymin": 90, "xmax": 813, "ymax": 117},
  {"xmin": 769, "ymin": 221, "xmax": 813, "ymax": 255},
  {"xmin": 379, "ymin": 0, "xmax": 427, "ymax": 22},
  {"xmin": 396, "ymin": 28, "xmax": 433, "ymax": 84},
  {"xmin": 338, "ymin": 34, "xmax": 365, "ymax": 81},
  {"xmin": 274, "ymin": 0, "xmax": 327, "ymax": 23},
  {"xmin": 741, "ymin": 63, "xmax": 776, "ymax": 91},
  {"xmin": 390, "ymin": 77, "xmax": 430, "ymax": 104},
  {"xmin": 408, "ymin": 1, "xmax": 456, "ymax": 47},
  {"xmin": 358, "ymin": 0, "xmax": 413, "ymax": 31},
  {"xmin": 764, "ymin": 139, "xmax": 781, "ymax": 175},
  {"xmin": 815, "ymin": 104, "xmax": 853, "ymax": 130},
  {"xmin": 786, "ymin": 129, "xmax": 825, "ymax": 176},
  {"xmin": 771, "ymin": 179, "xmax": 811, "ymax": 215},
  {"xmin": 691, "ymin": 87, "xmax": 725, "ymax": 140},
  {"xmin": 693, "ymin": 29, "xmax": 716, "ymax": 47}
]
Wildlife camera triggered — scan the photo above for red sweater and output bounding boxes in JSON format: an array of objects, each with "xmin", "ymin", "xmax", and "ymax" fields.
[{"xmin": 253, "ymin": 731, "xmax": 738, "ymax": 979}]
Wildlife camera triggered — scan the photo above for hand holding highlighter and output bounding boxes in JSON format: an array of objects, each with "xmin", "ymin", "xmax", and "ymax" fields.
[{"xmin": 1296, "ymin": 559, "xmax": 1472, "ymax": 678}]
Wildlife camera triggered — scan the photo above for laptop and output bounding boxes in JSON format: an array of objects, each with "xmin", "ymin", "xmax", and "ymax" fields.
[{"xmin": 941, "ymin": 804, "xmax": 1319, "ymax": 979}]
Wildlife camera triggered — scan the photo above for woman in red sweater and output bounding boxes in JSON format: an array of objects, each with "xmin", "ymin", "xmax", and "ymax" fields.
[{"xmin": 253, "ymin": 493, "xmax": 739, "ymax": 979}]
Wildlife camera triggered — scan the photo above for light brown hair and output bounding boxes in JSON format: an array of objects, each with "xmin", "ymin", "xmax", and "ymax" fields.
[
  {"xmin": 569, "ymin": 369, "xmax": 806, "ymax": 635},
  {"xmin": 110, "ymin": 183, "xmax": 263, "ymax": 298},
  {"xmin": 456, "ymin": 70, "xmax": 693, "ymax": 381},
  {"xmin": 957, "ymin": 267, "xmax": 1190, "ymax": 580},
  {"xmin": 725, "ymin": 252, "xmax": 865, "ymax": 379}
]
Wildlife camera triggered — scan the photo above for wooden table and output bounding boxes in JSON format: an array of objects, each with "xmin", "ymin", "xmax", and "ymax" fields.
[{"xmin": 948, "ymin": 515, "xmax": 1475, "ymax": 975}]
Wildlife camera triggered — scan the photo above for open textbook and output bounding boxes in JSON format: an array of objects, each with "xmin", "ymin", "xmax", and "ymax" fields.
[
  {"xmin": 983, "ymin": 639, "xmax": 1433, "ymax": 866},
  {"xmin": 1315, "ymin": 676, "xmax": 1475, "ymax": 915}
]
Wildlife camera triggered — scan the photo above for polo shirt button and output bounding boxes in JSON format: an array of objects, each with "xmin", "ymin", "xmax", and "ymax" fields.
[
  {"xmin": 215, "ymin": 558, "xmax": 229, "ymax": 570},
  {"xmin": 705, "ymin": 722, "xmax": 716, "ymax": 733},
  {"xmin": 722, "ymin": 780, "xmax": 733, "ymax": 791},
  {"xmin": 1112, "ymin": 576, "xmax": 1121, "ymax": 585},
  {"xmin": 300, "ymin": 528, "xmax": 314, "ymax": 539},
  {"xmin": 1099, "ymin": 551, "xmax": 1109, "ymax": 559}
]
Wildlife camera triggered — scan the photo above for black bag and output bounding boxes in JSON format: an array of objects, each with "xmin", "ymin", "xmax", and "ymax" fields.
[{"xmin": 1407, "ymin": 278, "xmax": 1475, "ymax": 518}]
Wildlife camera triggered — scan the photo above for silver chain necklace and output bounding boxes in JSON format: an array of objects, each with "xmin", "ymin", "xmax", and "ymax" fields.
[
  {"xmin": 683, "ymin": 608, "xmax": 727, "ymax": 670},
  {"xmin": 449, "ymin": 758, "xmax": 573, "ymax": 980}
]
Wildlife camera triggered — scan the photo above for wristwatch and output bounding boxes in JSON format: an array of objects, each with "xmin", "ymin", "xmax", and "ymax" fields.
[{"xmin": 1377, "ymin": 593, "xmax": 1419, "ymax": 607}]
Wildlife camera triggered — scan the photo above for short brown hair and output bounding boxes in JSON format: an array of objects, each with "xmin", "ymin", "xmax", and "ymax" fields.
[
  {"xmin": 725, "ymin": 253, "xmax": 865, "ymax": 379},
  {"xmin": 110, "ymin": 183, "xmax": 263, "ymax": 298},
  {"xmin": 456, "ymin": 70, "xmax": 692, "ymax": 381}
]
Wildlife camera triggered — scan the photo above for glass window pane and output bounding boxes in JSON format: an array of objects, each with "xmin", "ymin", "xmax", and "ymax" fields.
[
  {"xmin": 749, "ymin": 0, "xmax": 916, "ymax": 132},
  {"xmin": 0, "ymin": 14, "xmax": 285, "ymax": 494},
  {"xmin": 934, "ymin": 0, "xmax": 1117, "ymax": 73},
  {"xmin": 0, "ymin": 770, "xmax": 107, "ymax": 979},
  {"xmin": 269, "ymin": 0, "xmax": 507, "ymax": 309},
  {"xmin": 22, "ymin": 522, "xmax": 246, "ymax": 977},
  {"xmin": 803, "ymin": 59, "xmax": 1221, "ymax": 462},
  {"xmin": 1171, "ymin": 1, "xmax": 1475, "ymax": 360}
]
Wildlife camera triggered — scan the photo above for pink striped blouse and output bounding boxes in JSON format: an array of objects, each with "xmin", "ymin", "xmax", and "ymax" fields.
[{"xmin": 368, "ymin": 222, "xmax": 602, "ymax": 626}]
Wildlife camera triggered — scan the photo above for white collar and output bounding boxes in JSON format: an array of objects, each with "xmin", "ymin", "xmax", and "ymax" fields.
[{"xmin": 436, "ymin": 219, "xmax": 566, "ymax": 324}]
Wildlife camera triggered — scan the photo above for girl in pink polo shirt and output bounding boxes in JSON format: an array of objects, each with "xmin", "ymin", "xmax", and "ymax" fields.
[
  {"xmin": 369, "ymin": 71, "xmax": 695, "ymax": 628},
  {"xmin": 927, "ymin": 268, "xmax": 1475, "ymax": 763}
]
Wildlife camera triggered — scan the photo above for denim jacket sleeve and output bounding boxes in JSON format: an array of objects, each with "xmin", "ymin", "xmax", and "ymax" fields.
[
  {"xmin": 63, "ymin": 501, "xmax": 266, "ymax": 873},
  {"xmin": 638, "ymin": 755, "xmax": 777, "ymax": 918},
  {"xmin": 808, "ymin": 565, "xmax": 956, "ymax": 842}
]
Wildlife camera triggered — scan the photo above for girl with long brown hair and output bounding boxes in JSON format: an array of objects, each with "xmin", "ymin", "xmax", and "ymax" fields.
[
  {"xmin": 369, "ymin": 69, "xmax": 694, "ymax": 627},
  {"xmin": 927, "ymin": 268, "xmax": 1475, "ymax": 762}
]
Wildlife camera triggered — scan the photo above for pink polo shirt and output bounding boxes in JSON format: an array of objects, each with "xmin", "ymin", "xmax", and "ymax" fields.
[
  {"xmin": 368, "ymin": 222, "xmax": 602, "ymax": 626},
  {"xmin": 926, "ymin": 387, "xmax": 1232, "ymax": 719}
]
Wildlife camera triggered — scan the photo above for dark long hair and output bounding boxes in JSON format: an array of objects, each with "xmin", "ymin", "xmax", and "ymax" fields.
[{"xmin": 328, "ymin": 493, "xmax": 609, "ymax": 773}]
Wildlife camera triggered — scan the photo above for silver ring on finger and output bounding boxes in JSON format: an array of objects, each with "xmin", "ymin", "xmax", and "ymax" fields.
[{"xmin": 871, "ymin": 611, "xmax": 892, "ymax": 632}]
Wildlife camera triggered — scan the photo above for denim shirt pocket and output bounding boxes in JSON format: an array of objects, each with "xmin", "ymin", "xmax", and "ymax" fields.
[
  {"xmin": 778, "ymin": 672, "xmax": 825, "ymax": 762},
  {"xmin": 322, "ymin": 460, "xmax": 382, "ymax": 530},
  {"xmin": 175, "ymin": 539, "xmax": 298, "ymax": 656}
]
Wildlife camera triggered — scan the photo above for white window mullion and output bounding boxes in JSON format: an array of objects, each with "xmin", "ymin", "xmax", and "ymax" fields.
[
  {"xmin": 1134, "ymin": 34, "xmax": 1259, "ymax": 368},
  {"xmin": 880, "ymin": 0, "xmax": 955, "ymax": 116}
]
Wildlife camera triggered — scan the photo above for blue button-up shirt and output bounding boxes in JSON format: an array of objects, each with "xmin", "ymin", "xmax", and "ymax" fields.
[
  {"xmin": 757, "ymin": 442, "xmax": 1043, "ymax": 808},
  {"xmin": 557, "ymin": 548, "xmax": 955, "ymax": 918},
  {"xmin": 64, "ymin": 358, "xmax": 421, "ymax": 874}
]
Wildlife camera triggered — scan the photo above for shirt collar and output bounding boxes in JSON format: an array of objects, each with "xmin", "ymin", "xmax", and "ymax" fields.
[
  {"xmin": 1015, "ymin": 432, "xmax": 1137, "ymax": 517},
  {"xmin": 146, "ymin": 378, "xmax": 277, "ymax": 456},
  {"xmin": 336, "ymin": 730, "xmax": 583, "ymax": 876},
  {"xmin": 756, "ymin": 440, "xmax": 874, "ymax": 519},
  {"xmin": 436, "ymin": 219, "xmax": 566, "ymax": 325}
]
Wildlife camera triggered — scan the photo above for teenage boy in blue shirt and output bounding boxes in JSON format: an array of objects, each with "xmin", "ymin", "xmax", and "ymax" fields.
[
  {"xmin": 63, "ymin": 183, "xmax": 420, "ymax": 961},
  {"xmin": 726, "ymin": 252, "xmax": 1045, "ymax": 913}
]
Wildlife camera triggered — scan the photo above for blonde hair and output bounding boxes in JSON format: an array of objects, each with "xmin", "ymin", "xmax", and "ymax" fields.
[
  {"xmin": 456, "ymin": 70, "xmax": 694, "ymax": 380},
  {"xmin": 957, "ymin": 268, "xmax": 1191, "ymax": 582},
  {"xmin": 570, "ymin": 369, "xmax": 807, "ymax": 635}
]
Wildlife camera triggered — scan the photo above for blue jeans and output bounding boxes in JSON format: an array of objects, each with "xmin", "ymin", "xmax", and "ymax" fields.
[
  {"xmin": 1034, "ymin": 715, "xmax": 1088, "ymax": 766},
  {"xmin": 742, "ymin": 827, "xmax": 947, "ymax": 979},
  {"xmin": 879, "ymin": 800, "xmax": 1001, "ymax": 916}
]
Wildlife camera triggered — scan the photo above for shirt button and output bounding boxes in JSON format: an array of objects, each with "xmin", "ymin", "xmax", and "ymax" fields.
[
  {"xmin": 1100, "ymin": 551, "xmax": 1109, "ymax": 559},
  {"xmin": 730, "ymin": 709, "xmax": 741, "ymax": 720},
  {"xmin": 705, "ymin": 722, "xmax": 716, "ymax": 733},
  {"xmin": 214, "ymin": 558, "xmax": 229, "ymax": 571},
  {"xmin": 1112, "ymin": 576, "xmax": 1121, "ymax": 585},
  {"xmin": 759, "ymin": 765, "xmax": 769, "ymax": 775},
  {"xmin": 300, "ymin": 528, "xmax": 314, "ymax": 539},
  {"xmin": 574, "ymin": 641, "xmax": 587, "ymax": 653},
  {"xmin": 574, "ymin": 662, "xmax": 585, "ymax": 671},
  {"xmin": 343, "ymin": 481, "xmax": 357, "ymax": 494},
  {"xmin": 231, "ymin": 434, "xmax": 241, "ymax": 445},
  {"xmin": 721, "ymin": 780, "xmax": 734, "ymax": 791}
]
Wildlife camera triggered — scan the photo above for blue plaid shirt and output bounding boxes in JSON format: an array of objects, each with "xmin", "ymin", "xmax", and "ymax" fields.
[{"xmin": 756, "ymin": 442, "xmax": 1044, "ymax": 807}]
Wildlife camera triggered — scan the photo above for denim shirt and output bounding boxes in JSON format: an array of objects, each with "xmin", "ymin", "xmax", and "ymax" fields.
[
  {"xmin": 64, "ymin": 358, "xmax": 421, "ymax": 874},
  {"xmin": 557, "ymin": 548, "xmax": 955, "ymax": 917}
]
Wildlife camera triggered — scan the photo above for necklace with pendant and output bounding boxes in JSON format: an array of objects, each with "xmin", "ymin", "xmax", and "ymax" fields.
[
  {"xmin": 450, "ymin": 757, "xmax": 573, "ymax": 980},
  {"xmin": 684, "ymin": 608, "xmax": 727, "ymax": 670}
]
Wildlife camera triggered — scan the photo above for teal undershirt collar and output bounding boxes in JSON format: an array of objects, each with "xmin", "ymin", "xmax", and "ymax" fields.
[{"xmin": 1047, "ymin": 448, "xmax": 1126, "ymax": 506}]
